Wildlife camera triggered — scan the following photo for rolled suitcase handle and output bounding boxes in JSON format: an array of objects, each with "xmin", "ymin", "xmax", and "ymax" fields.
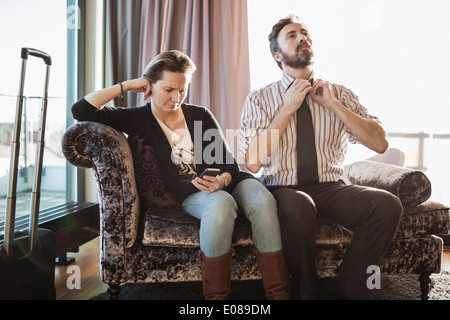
[{"xmin": 21, "ymin": 47, "xmax": 52, "ymax": 66}]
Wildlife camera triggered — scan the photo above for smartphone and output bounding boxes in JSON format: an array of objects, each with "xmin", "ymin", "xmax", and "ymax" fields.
[{"xmin": 199, "ymin": 168, "xmax": 221, "ymax": 178}]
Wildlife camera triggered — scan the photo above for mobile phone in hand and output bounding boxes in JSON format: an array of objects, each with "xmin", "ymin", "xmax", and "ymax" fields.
[{"xmin": 199, "ymin": 168, "xmax": 221, "ymax": 178}]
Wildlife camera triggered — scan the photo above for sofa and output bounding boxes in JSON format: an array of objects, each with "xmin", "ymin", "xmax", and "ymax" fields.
[{"xmin": 62, "ymin": 121, "xmax": 450, "ymax": 300}]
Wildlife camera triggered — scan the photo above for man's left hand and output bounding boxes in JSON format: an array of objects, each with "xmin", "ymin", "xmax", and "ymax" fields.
[{"xmin": 310, "ymin": 79, "xmax": 338, "ymax": 110}]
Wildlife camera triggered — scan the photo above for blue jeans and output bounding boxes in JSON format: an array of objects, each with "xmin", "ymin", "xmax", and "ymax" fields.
[{"xmin": 182, "ymin": 178, "xmax": 282, "ymax": 257}]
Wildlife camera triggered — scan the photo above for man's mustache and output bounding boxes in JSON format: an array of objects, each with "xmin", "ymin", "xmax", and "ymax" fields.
[{"xmin": 297, "ymin": 42, "xmax": 311, "ymax": 52}]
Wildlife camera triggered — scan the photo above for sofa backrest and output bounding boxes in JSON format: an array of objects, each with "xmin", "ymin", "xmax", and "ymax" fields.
[{"xmin": 127, "ymin": 131, "xmax": 181, "ymax": 211}]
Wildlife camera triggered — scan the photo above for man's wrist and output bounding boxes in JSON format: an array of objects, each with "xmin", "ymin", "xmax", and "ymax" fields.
[{"xmin": 325, "ymin": 98, "xmax": 341, "ymax": 111}]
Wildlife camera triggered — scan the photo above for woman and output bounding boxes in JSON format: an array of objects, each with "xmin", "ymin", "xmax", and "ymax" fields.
[{"xmin": 72, "ymin": 50, "xmax": 289, "ymax": 300}]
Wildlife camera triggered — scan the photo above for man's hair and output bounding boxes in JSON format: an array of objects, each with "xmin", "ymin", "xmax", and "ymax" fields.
[
  {"xmin": 268, "ymin": 14, "xmax": 301, "ymax": 70},
  {"xmin": 143, "ymin": 50, "xmax": 196, "ymax": 83}
]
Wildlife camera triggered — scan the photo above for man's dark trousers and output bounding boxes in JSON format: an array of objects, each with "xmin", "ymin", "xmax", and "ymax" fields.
[{"xmin": 270, "ymin": 180, "xmax": 402, "ymax": 299}]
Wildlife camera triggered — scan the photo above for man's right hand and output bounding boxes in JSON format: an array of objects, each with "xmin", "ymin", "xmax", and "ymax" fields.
[
  {"xmin": 283, "ymin": 79, "xmax": 312, "ymax": 114},
  {"xmin": 245, "ymin": 78, "xmax": 312, "ymax": 173}
]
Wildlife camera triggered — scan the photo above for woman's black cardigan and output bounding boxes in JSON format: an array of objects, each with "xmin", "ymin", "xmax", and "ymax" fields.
[{"xmin": 72, "ymin": 98, "xmax": 253, "ymax": 203}]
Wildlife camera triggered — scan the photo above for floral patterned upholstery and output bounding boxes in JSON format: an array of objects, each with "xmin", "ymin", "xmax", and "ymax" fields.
[
  {"xmin": 62, "ymin": 121, "xmax": 450, "ymax": 298},
  {"xmin": 348, "ymin": 160, "xmax": 432, "ymax": 207}
]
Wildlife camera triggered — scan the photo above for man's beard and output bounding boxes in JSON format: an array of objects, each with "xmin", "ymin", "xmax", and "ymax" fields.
[{"xmin": 280, "ymin": 44, "xmax": 314, "ymax": 69}]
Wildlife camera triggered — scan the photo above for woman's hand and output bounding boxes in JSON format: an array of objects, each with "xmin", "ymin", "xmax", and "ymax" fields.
[
  {"xmin": 124, "ymin": 78, "xmax": 152, "ymax": 101},
  {"xmin": 192, "ymin": 175, "xmax": 223, "ymax": 194},
  {"xmin": 85, "ymin": 77, "xmax": 152, "ymax": 109}
]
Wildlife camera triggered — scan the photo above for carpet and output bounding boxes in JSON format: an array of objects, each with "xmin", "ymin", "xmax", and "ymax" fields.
[{"xmin": 90, "ymin": 272, "xmax": 450, "ymax": 300}]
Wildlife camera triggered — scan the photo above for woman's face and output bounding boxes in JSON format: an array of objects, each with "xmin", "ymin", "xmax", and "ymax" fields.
[{"xmin": 150, "ymin": 70, "xmax": 191, "ymax": 114}]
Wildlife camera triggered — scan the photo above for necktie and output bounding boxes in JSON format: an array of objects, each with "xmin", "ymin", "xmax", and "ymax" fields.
[{"xmin": 296, "ymin": 98, "xmax": 319, "ymax": 186}]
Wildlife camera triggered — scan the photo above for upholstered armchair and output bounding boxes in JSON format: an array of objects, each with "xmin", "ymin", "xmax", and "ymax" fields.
[{"xmin": 62, "ymin": 121, "xmax": 449, "ymax": 300}]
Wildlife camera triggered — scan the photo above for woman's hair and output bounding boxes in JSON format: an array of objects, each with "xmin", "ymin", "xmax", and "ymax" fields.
[
  {"xmin": 268, "ymin": 14, "xmax": 300, "ymax": 70},
  {"xmin": 143, "ymin": 50, "xmax": 197, "ymax": 83}
]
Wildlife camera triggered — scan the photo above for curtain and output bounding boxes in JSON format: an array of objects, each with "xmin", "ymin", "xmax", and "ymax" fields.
[
  {"xmin": 138, "ymin": 0, "xmax": 251, "ymax": 134},
  {"xmin": 105, "ymin": 0, "xmax": 143, "ymax": 107}
]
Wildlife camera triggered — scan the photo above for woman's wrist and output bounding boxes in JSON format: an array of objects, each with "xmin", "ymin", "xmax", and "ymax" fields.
[
  {"xmin": 219, "ymin": 173, "xmax": 230, "ymax": 189},
  {"xmin": 117, "ymin": 82, "xmax": 124, "ymax": 100}
]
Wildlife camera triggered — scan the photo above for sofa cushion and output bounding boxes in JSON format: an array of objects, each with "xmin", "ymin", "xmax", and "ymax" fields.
[
  {"xmin": 348, "ymin": 160, "xmax": 432, "ymax": 207},
  {"xmin": 141, "ymin": 200, "xmax": 449, "ymax": 252},
  {"xmin": 141, "ymin": 208, "xmax": 255, "ymax": 248},
  {"xmin": 141, "ymin": 209, "xmax": 200, "ymax": 247},
  {"xmin": 394, "ymin": 201, "xmax": 450, "ymax": 239},
  {"xmin": 141, "ymin": 208, "xmax": 354, "ymax": 249}
]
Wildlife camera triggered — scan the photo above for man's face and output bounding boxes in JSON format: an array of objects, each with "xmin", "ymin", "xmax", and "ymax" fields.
[{"xmin": 275, "ymin": 22, "xmax": 314, "ymax": 69}]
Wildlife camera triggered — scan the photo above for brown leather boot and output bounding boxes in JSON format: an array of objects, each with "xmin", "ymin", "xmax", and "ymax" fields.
[
  {"xmin": 254, "ymin": 249, "xmax": 290, "ymax": 300},
  {"xmin": 199, "ymin": 250, "xmax": 233, "ymax": 300}
]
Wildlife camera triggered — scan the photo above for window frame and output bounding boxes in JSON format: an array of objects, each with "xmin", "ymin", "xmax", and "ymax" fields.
[
  {"xmin": 66, "ymin": 0, "xmax": 86, "ymax": 202},
  {"xmin": 0, "ymin": 0, "xmax": 99, "ymax": 248}
]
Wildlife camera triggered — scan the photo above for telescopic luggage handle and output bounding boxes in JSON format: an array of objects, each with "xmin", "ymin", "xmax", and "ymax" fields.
[
  {"xmin": 21, "ymin": 48, "xmax": 52, "ymax": 66},
  {"xmin": 3, "ymin": 48, "xmax": 51, "ymax": 258}
]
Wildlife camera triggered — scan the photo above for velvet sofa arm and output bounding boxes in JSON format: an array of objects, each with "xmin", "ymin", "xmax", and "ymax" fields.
[
  {"xmin": 347, "ymin": 160, "xmax": 432, "ymax": 207},
  {"xmin": 61, "ymin": 122, "xmax": 140, "ymax": 253}
]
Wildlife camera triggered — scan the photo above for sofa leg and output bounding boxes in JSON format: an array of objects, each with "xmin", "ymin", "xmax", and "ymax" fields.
[
  {"xmin": 419, "ymin": 273, "xmax": 431, "ymax": 300},
  {"xmin": 107, "ymin": 284, "xmax": 121, "ymax": 300}
]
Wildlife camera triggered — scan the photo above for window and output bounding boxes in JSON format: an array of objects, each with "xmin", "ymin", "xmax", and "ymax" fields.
[
  {"xmin": 0, "ymin": 0, "xmax": 78, "ymax": 223},
  {"xmin": 247, "ymin": 0, "xmax": 450, "ymax": 204}
]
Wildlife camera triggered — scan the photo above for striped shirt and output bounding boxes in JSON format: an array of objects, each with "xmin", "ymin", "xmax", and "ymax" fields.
[{"xmin": 239, "ymin": 72, "xmax": 380, "ymax": 187}]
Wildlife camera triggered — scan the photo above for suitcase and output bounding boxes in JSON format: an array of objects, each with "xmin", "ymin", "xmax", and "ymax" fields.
[{"xmin": 0, "ymin": 48, "xmax": 57, "ymax": 300}]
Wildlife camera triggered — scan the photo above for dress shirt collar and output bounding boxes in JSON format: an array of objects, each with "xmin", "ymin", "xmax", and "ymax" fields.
[{"xmin": 281, "ymin": 70, "xmax": 315, "ymax": 92}]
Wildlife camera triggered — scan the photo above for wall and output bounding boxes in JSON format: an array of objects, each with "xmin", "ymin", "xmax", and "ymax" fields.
[{"xmin": 82, "ymin": 0, "xmax": 104, "ymax": 203}]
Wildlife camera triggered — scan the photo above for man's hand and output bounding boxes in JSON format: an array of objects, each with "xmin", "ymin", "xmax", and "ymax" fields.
[
  {"xmin": 310, "ymin": 79, "xmax": 389, "ymax": 154},
  {"xmin": 283, "ymin": 79, "xmax": 312, "ymax": 114},
  {"xmin": 310, "ymin": 79, "xmax": 338, "ymax": 110},
  {"xmin": 244, "ymin": 79, "xmax": 312, "ymax": 173}
]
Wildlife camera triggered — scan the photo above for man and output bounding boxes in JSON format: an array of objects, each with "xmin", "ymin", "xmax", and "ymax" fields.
[{"xmin": 239, "ymin": 15, "xmax": 402, "ymax": 299}]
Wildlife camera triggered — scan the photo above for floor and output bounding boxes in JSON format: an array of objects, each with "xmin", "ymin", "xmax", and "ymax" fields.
[
  {"xmin": 55, "ymin": 237, "xmax": 107, "ymax": 300},
  {"xmin": 54, "ymin": 237, "xmax": 450, "ymax": 300}
]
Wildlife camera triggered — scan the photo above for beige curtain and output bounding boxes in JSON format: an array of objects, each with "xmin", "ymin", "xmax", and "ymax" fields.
[{"xmin": 139, "ymin": 0, "xmax": 251, "ymax": 133}]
